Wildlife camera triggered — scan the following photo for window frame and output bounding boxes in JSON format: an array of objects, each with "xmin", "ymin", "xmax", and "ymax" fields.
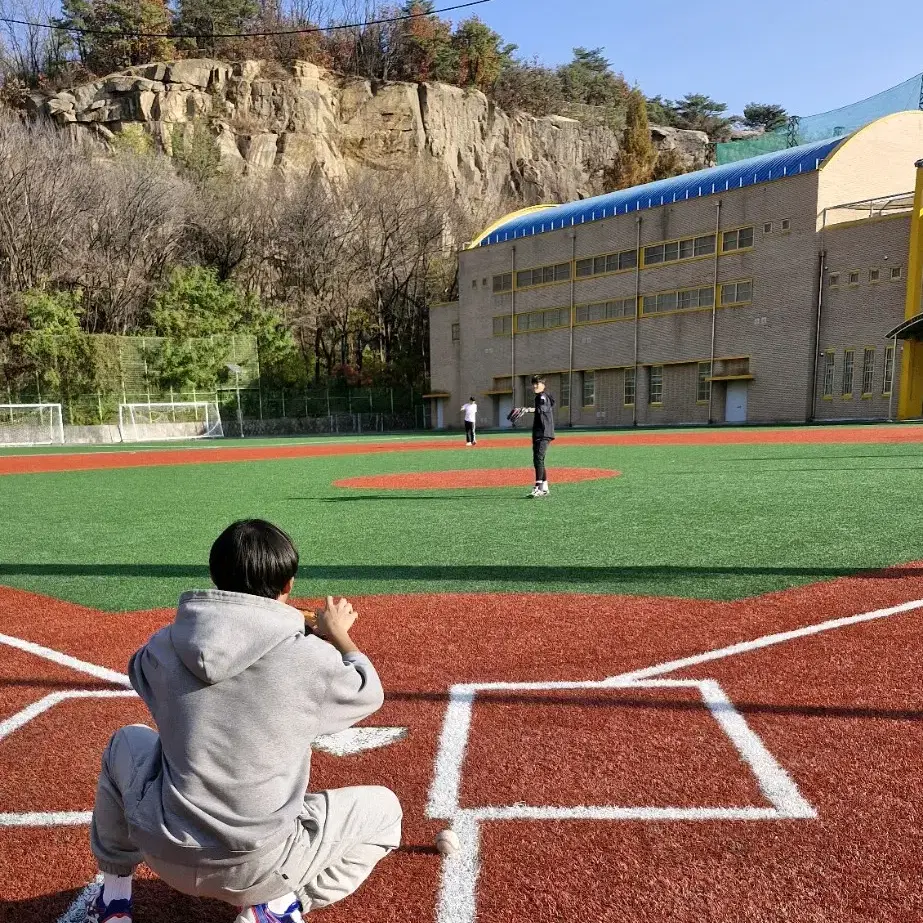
[
  {"xmin": 861, "ymin": 347, "xmax": 875, "ymax": 397},
  {"xmin": 829, "ymin": 272, "xmax": 840, "ymax": 287},
  {"xmin": 869, "ymin": 268, "xmax": 881, "ymax": 284},
  {"xmin": 780, "ymin": 218, "xmax": 791, "ymax": 233},
  {"xmin": 582, "ymin": 370, "xmax": 596, "ymax": 407},
  {"xmin": 697, "ymin": 361, "xmax": 712, "ymax": 404},
  {"xmin": 848, "ymin": 270, "xmax": 860, "ymax": 286},
  {"xmin": 719, "ymin": 279, "xmax": 753, "ymax": 306},
  {"xmin": 822, "ymin": 350, "xmax": 835, "ymax": 399},
  {"xmin": 560, "ymin": 372, "xmax": 571, "ymax": 408},
  {"xmin": 649, "ymin": 365, "xmax": 664, "ymax": 405},
  {"xmin": 721, "ymin": 226, "xmax": 755, "ymax": 253},
  {"xmin": 891, "ymin": 266, "xmax": 903, "ymax": 281},
  {"xmin": 624, "ymin": 367, "xmax": 636, "ymax": 407},
  {"xmin": 492, "ymin": 272, "xmax": 512, "ymax": 294},
  {"xmin": 883, "ymin": 344, "xmax": 895, "ymax": 396},
  {"xmin": 841, "ymin": 348, "xmax": 855, "ymax": 398},
  {"xmin": 493, "ymin": 315, "xmax": 512, "ymax": 336},
  {"xmin": 451, "ymin": 323, "xmax": 460, "ymax": 342}
]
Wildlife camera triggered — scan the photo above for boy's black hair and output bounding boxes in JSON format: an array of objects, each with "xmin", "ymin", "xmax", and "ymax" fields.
[
  {"xmin": 531, "ymin": 375, "xmax": 545, "ymax": 385},
  {"xmin": 209, "ymin": 519, "xmax": 299, "ymax": 599},
  {"xmin": 469, "ymin": 395, "xmax": 476, "ymax": 401}
]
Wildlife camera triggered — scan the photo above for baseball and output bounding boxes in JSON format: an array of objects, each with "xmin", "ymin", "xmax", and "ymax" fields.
[{"xmin": 435, "ymin": 829, "xmax": 461, "ymax": 857}]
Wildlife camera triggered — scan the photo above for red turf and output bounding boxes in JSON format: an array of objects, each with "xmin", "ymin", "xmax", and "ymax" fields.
[
  {"xmin": 333, "ymin": 467, "xmax": 619, "ymax": 490},
  {"xmin": 1, "ymin": 571, "xmax": 923, "ymax": 921},
  {"xmin": 2, "ymin": 424, "xmax": 923, "ymax": 476}
]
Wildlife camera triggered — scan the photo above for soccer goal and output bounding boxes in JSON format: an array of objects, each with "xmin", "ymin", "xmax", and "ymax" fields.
[
  {"xmin": 118, "ymin": 401, "xmax": 224, "ymax": 442},
  {"xmin": 0, "ymin": 403, "xmax": 65, "ymax": 446}
]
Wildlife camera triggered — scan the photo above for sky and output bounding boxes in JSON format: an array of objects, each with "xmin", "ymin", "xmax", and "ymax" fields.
[{"xmin": 448, "ymin": 0, "xmax": 922, "ymax": 117}]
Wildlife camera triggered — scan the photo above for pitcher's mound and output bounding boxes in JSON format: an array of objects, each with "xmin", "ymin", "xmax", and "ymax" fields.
[{"xmin": 334, "ymin": 468, "xmax": 620, "ymax": 490}]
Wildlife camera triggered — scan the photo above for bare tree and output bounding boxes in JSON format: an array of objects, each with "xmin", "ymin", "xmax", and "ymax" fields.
[{"xmin": 76, "ymin": 154, "xmax": 189, "ymax": 333}]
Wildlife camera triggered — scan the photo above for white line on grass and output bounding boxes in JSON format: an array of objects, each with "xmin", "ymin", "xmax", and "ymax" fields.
[{"xmin": 0, "ymin": 633, "xmax": 130, "ymax": 686}]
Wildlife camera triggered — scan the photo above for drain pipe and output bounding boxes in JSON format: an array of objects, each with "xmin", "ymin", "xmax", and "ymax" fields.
[
  {"xmin": 707, "ymin": 200, "xmax": 722, "ymax": 424},
  {"xmin": 568, "ymin": 232, "xmax": 576, "ymax": 427},
  {"xmin": 810, "ymin": 248, "xmax": 827, "ymax": 422},
  {"xmin": 631, "ymin": 216, "xmax": 641, "ymax": 426},
  {"xmin": 510, "ymin": 246, "xmax": 516, "ymax": 407}
]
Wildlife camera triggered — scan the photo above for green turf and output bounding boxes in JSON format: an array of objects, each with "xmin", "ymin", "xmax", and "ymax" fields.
[{"xmin": 3, "ymin": 436, "xmax": 923, "ymax": 611}]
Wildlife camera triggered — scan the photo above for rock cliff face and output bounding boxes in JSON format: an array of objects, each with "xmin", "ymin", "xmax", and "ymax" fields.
[{"xmin": 32, "ymin": 58, "xmax": 711, "ymax": 204}]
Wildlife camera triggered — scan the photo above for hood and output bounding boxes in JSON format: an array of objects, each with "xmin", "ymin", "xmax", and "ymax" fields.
[{"xmin": 171, "ymin": 589, "xmax": 304, "ymax": 684}]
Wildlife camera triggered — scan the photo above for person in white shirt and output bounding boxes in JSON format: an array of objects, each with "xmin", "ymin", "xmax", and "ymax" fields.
[{"xmin": 460, "ymin": 397, "xmax": 478, "ymax": 446}]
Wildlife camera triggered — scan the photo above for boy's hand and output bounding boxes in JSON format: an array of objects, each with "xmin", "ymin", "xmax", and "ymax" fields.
[{"xmin": 315, "ymin": 596, "xmax": 359, "ymax": 655}]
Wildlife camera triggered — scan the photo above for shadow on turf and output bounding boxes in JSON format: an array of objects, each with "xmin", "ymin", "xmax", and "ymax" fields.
[
  {"xmin": 2, "ymin": 563, "xmax": 922, "ymax": 583},
  {"xmin": 290, "ymin": 494, "xmax": 534, "ymax": 502}
]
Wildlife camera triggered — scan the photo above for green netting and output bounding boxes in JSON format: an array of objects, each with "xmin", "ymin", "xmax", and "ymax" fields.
[
  {"xmin": 717, "ymin": 72, "xmax": 923, "ymax": 166},
  {"xmin": 91, "ymin": 334, "xmax": 260, "ymax": 393}
]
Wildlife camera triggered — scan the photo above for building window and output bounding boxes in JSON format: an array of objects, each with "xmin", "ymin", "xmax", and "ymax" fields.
[
  {"xmin": 492, "ymin": 273, "xmax": 512, "ymax": 293},
  {"xmin": 883, "ymin": 344, "xmax": 895, "ymax": 395},
  {"xmin": 575, "ymin": 297, "xmax": 636, "ymax": 323},
  {"xmin": 722, "ymin": 226, "xmax": 754, "ymax": 252},
  {"xmin": 642, "ymin": 286, "xmax": 714, "ymax": 315},
  {"xmin": 516, "ymin": 262, "xmax": 571, "ymax": 289},
  {"xmin": 560, "ymin": 373, "xmax": 571, "ymax": 407},
  {"xmin": 780, "ymin": 219, "xmax": 791, "ymax": 232},
  {"xmin": 861, "ymin": 348, "xmax": 875, "ymax": 396},
  {"xmin": 822, "ymin": 350, "xmax": 835, "ymax": 397},
  {"xmin": 515, "ymin": 307, "xmax": 569, "ymax": 333},
  {"xmin": 482, "ymin": 278, "xmax": 487, "ymax": 287},
  {"xmin": 643, "ymin": 233, "xmax": 715, "ymax": 267},
  {"xmin": 624, "ymin": 367, "xmax": 636, "ymax": 406},
  {"xmin": 697, "ymin": 362, "xmax": 712, "ymax": 403},
  {"xmin": 493, "ymin": 315, "xmax": 512, "ymax": 336},
  {"xmin": 649, "ymin": 365, "xmax": 663, "ymax": 404},
  {"xmin": 575, "ymin": 248, "xmax": 637, "ymax": 278},
  {"xmin": 719, "ymin": 280, "xmax": 753, "ymax": 305},
  {"xmin": 451, "ymin": 323, "xmax": 460, "ymax": 342},
  {"xmin": 869, "ymin": 268, "xmax": 880, "ymax": 283},
  {"xmin": 891, "ymin": 266, "xmax": 903, "ymax": 281},
  {"xmin": 763, "ymin": 221, "xmax": 773, "ymax": 234},
  {"xmin": 848, "ymin": 271, "xmax": 860, "ymax": 285},
  {"xmin": 829, "ymin": 272, "xmax": 840, "ymax": 287},
  {"xmin": 842, "ymin": 349, "xmax": 855, "ymax": 397},
  {"xmin": 582, "ymin": 370, "xmax": 596, "ymax": 406}
]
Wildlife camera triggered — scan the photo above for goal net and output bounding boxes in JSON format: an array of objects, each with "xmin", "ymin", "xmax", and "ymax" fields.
[
  {"xmin": 118, "ymin": 401, "xmax": 224, "ymax": 442},
  {"xmin": 0, "ymin": 403, "xmax": 65, "ymax": 446}
]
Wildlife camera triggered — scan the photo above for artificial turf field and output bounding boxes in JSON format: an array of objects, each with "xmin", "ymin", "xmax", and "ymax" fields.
[{"xmin": 1, "ymin": 425, "xmax": 922, "ymax": 922}]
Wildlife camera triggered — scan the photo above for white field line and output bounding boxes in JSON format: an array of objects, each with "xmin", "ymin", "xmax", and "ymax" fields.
[
  {"xmin": 467, "ymin": 805, "xmax": 782, "ymax": 822},
  {"xmin": 0, "ymin": 689, "xmax": 135, "ymax": 743},
  {"xmin": 428, "ymin": 688, "xmax": 476, "ymax": 819},
  {"xmin": 434, "ymin": 812, "xmax": 481, "ymax": 923},
  {"xmin": 1, "ymin": 811, "xmax": 93, "ymax": 826},
  {"xmin": 605, "ymin": 597, "xmax": 923, "ymax": 685},
  {"xmin": 0, "ymin": 633, "xmax": 131, "ymax": 686},
  {"xmin": 698, "ymin": 679, "xmax": 816, "ymax": 819}
]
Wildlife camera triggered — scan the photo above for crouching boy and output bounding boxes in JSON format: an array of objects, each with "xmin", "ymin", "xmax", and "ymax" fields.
[{"xmin": 88, "ymin": 519, "xmax": 401, "ymax": 923}]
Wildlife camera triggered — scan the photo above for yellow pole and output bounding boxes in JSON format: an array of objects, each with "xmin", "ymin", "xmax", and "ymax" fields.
[{"xmin": 897, "ymin": 159, "xmax": 923, "ymax": 419}]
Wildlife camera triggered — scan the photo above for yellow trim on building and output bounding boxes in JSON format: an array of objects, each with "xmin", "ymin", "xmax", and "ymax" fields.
[
  {"xmin": 466, "ymin": 205, "xmax": 558, "ymax": 250},
  {"xmin": 898, "ymin": 161, "xmax": 923, "ymax": 419}
]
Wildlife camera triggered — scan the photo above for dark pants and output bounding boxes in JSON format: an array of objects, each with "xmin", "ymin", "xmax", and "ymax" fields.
[
  {"xmin": 465, "ymin": 421, "xmax": 476, "ymax": 443},
  {"xmin": 533, "ymin": 437, "xmax": 551, "ymax": 482}
]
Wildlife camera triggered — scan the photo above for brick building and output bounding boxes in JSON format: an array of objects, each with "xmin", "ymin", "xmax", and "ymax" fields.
[{"xmin": 427, "ymin": 112, "xmax": 923, "ymax": 429}]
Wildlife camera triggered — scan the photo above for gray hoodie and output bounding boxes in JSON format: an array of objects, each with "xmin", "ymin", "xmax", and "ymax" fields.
[{"xmin": 123, "ymin": 589, "xmax": 383, "ymax": 864}]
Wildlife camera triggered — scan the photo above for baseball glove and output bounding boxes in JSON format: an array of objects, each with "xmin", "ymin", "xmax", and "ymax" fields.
[{"xmin": 507, "ymin": 407, "xmax": 526, "ymax": 425}]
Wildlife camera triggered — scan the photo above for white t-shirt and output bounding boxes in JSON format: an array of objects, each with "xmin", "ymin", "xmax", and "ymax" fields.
[{"xmin": 461, "ymin": 402, "xmax": 478, "ymax": 423}]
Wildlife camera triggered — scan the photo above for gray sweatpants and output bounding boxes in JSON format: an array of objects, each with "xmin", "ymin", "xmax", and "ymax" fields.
[{"xmin": 91, "ymin": 725, "xmax": 402, "ymax": 910}]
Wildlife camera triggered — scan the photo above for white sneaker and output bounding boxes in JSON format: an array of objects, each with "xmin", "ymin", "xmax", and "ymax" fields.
[
  {"xmin": 528, "ymin": 486, "xmax": 542, "ymax": 497},
  {"xmin": 537, "ymin": 488, "xmax": 550, "ymax": 497},
  {"xmin": 465, "ymin": 442, "xmax": 472, "ymax": 446}
]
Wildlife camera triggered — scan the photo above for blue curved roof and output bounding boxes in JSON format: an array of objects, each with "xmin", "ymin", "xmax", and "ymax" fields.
[{"xmin": 478, "ymin": 135, "xmax": 845, "ymax": 247}]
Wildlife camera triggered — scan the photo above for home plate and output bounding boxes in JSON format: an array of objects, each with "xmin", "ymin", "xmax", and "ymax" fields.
[{"xmin": 313, "ymin": 727, "xmax": 408, "ymax": 756}]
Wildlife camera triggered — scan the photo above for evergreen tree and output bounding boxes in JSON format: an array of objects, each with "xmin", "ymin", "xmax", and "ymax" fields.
[
  {"xmin": 605, "ymin": 89, "xmax": 657, "ymax": 190},
  {"xmin": 743, "ymin": 102, "xmax": 789, "ymax": 132},
  {"xmin": 57, "ymin": 0, "xmax": 175, "ymax": 74}
]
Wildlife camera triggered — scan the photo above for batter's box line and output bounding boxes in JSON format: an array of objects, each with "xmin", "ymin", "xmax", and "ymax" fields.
[{"xmin": 426, "ymin": 678, "xmax": 816, "ymax": 923}]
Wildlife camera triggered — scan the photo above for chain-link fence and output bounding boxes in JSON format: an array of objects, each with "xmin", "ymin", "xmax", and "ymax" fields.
[{"xmin": 4, "ymin": 385, "xmax": 429, "ymax": 434}]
